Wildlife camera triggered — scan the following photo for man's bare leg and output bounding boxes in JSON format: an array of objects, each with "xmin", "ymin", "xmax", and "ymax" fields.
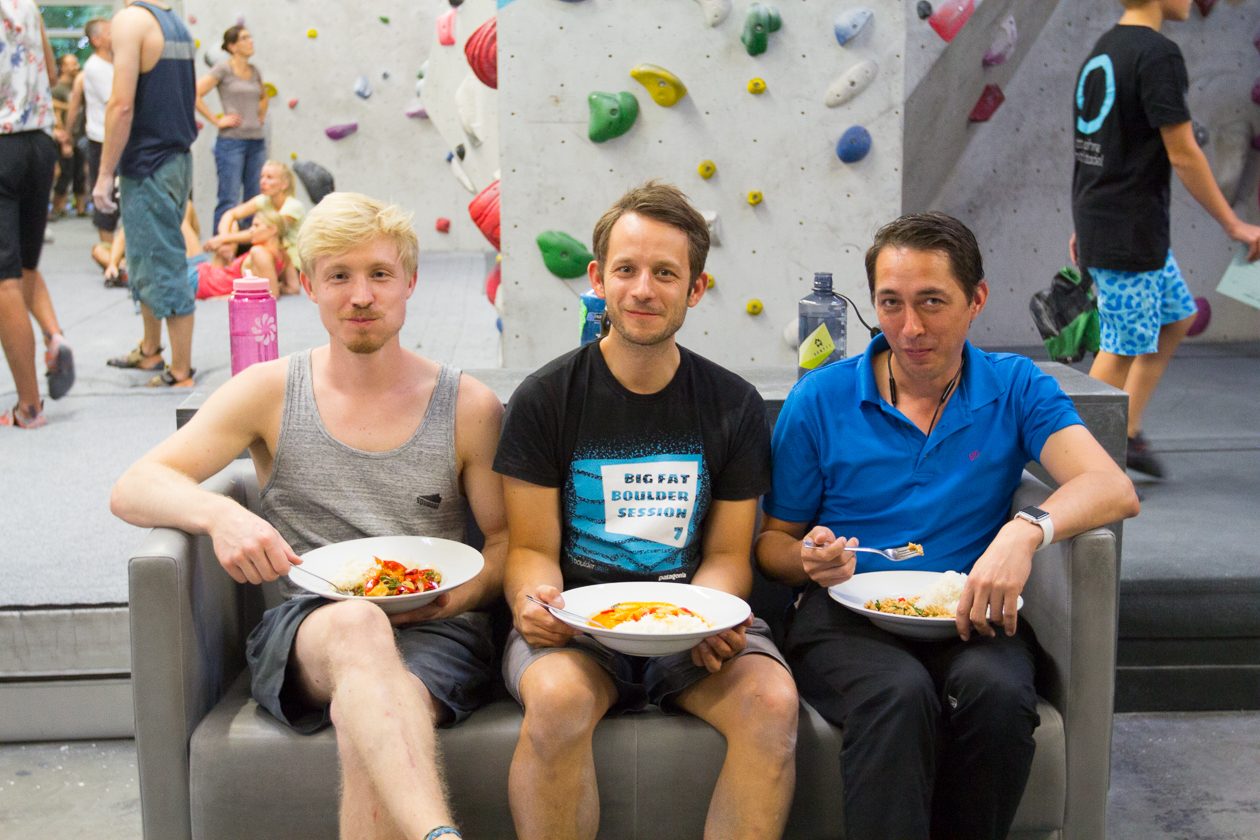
[
  {"xmin": 0, "ymin": 280, "xmax": 40, "ymax": 411},
  {"xmin": 338, "ymin": 733, "xmax": 409, "ymax": 840},
  {"xmin": 293, "ymin": 600, "xmax": 457, "ymax": 838},
  {"xmin": 675, "ymin": 655, "xmax": 798, "ymax": 840},
  {"xmin": 166, "ymin": 311, "xmax": 195, "ymax": 380},
  {"xmin": 1122, "ymin": 314, "xmax": 1193, "ymax": 437},
  {"xmin": 509, "ymin": 651, "xmax": 617, "ymax": 840},
  {"xmin": 138, "ymin": 303, "xmax": 163, "ymax": 358}
]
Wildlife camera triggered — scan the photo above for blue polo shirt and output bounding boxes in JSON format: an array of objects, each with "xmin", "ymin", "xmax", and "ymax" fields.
[{"xmin": 764, "ymin": 336, "xmax": 1082, "ymax": 574}]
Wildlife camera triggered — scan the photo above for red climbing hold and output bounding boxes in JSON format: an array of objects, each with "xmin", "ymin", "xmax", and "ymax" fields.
[
  {"xmin": 1193, "ymin": 0, "xmax": 1217, "ymax": 16},
  {"xmin": 468, "ymin": 180, "xmax": 501, "ymax": 251},
  {"xmin": 1186, "ymin": 297, "xmax": 1211, "ymax": 337},
  {"xmin": 1252, "ymin": 78, "xmax": 1260, "ymax": 106},
  {"xmin": 436, "ymin": 217, "xmax": 451, "ymax": 233},
  {"xmin": 465, "ymin": 17, "xmax": 497, "ymax": 89},
  {"xmin": 485, "ymin": 262, "xmax": 501, "ymax": 305},
  {"xmin": 968, "ymin": 84, "xmax": 1004, "ymax": 122},
  {"xmin": 929, "ymin": 0, "xmax": 974, "ymax": 43},
  {"xmin": 437, "ymin": 9, "xmax": 456, "ymax": 46}
]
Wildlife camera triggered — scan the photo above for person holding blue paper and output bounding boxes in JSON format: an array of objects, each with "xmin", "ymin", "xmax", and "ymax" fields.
[{"xmin": 1069, "ymin": 0, "xmax": 1260, "ymax": 478}]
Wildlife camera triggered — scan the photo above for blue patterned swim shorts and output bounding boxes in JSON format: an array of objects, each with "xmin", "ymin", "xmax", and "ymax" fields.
[{"xmin": 1087, "ymin": 251, "xmax": 1197, "ymax": 356}]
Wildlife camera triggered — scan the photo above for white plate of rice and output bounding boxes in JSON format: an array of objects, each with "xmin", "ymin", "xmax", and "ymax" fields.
[
  {"xmin": 828, "ymin": 571, "xmax": 1022, "ymax": 640},
  {"xmin": 550, "ymin": 581, "xmax": 751, "ymax": 656},
  {"xmin": 290, "ymin": 535, "xmax": 484, "ymax": 615}
]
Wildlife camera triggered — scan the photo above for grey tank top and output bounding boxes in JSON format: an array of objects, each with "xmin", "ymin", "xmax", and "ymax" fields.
[{"xmin": 260, "ymin": 350, "xmax": 466, "ymax": 599}]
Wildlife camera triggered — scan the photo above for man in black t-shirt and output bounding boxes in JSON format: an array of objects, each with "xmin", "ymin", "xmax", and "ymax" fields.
[
  {"xmin": 1070, "ymin": 0, "xmax": 1260, "ymax": 478},
  {"xmin": 494, "ymin": 181, "xmax": 798, "ymax": 839}
]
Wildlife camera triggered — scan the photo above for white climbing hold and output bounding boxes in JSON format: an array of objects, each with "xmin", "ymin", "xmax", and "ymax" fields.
[
  {"xmin": 834, "ymin": 7, "xmax": 874, "ymax": 47},
  {"xmin": 692, "ymin": 0, "xmax": 732, "ymax": 27},
  {"xmin": 701, "ymin": 210, "xmax": 722, "ymax": 247},
  {"xmin": 782, "ymin": 318, "xmax": 797, "ymax": 349},
  {"xmin": 824, "ymin": 60, "xmax": 878, "ymax": 108},
  {"xmin": 448, "ymin": 155, "xmax": 475, "ymax": 193},
  {"xmin": 354, "ymin": 75, "xmax": 372, "ymax": 99},
  {"xmin": 982, "ymin": 15, "xmax": 1017, "ymax": 67},
  {"xmin": 455, "ymin": 75, "xmax": 490, "ymax": 147}
]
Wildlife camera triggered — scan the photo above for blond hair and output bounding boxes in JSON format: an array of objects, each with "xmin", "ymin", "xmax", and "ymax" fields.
[
  {"xmin": 262, "ymin": 159, "xmax": 296, "ymax": 199},
  {"xmin": 297, "ymin": 192, "xmax": 418, "ymax": 277},
  {"xmin": 253, "ymin": 206, "xmax": 287, "ymax": 241}
]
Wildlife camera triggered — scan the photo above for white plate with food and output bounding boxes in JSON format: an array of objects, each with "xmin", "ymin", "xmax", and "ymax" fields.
[
  {"xmin": 828, "ymin": 570, "xmax": 1022, "ymax": 640},
  {"xmin": 548, "ymin": 581, "xmax": 751, "ymax": 656},
  {"xmin": 290, "ymin": 535, "xmax": 484, "ymax": 615}
]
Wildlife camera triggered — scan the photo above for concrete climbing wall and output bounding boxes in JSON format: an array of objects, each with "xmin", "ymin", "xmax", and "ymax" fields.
[
  {"xmin": 182, "ymin": 0, "xmax": 496, "ymax": 252},
  {"xmin": 935, "ymin": 0, "xmax": 1260, "ymax": 345},
  {"xmin": 497, "ymin": 0, "xmax": 908, "ymax": 369}
]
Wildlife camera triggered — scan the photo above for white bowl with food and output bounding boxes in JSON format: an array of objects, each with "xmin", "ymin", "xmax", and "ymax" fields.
[
  {"xmin": 549, "ymin": 581, "xmax": 751, "ymax": 656},
  {"xmin": 828, "ymin": 570, "xmax": 1023, "ymax": 640},
  {"xmin": 290, "ymin": 535, "xmax": 484, "ymax": 615}
]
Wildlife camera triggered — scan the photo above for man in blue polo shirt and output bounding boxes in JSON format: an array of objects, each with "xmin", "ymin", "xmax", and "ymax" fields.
[{"xmin": 755, "ymin": 212, "xmax": 1139, "ymax": 840}]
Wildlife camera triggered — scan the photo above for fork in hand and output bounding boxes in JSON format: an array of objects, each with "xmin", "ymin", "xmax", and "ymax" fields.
[{"xmin": 801, "ymin": 539, "xmax": 925, "ymax": 562}]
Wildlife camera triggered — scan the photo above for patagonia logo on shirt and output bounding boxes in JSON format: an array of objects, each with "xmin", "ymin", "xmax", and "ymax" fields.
[{"xmin": 416, "ymin": 493, "xmax": 442, "ymax": 509}]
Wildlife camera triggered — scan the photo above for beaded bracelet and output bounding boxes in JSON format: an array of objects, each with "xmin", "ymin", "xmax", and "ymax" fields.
[{"xmin": 423, "ymin": 827, "xmax": 462, "ymax": 840}]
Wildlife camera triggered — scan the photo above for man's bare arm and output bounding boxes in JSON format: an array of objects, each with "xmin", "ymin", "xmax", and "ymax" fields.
[
  {"xmin": 450, "ymin": 377, "xmax": 508, "ymax": 613},
  {"xmin": 502, "ymin": 477, "xmax": 573, "ymax": 647},
  {"xmin": 92, "ymin": 6, "xmax": 147, "ymax": 212},
  {"xmin": 66, "ymin": 72, "xmax": 85, "ymax": 138}
]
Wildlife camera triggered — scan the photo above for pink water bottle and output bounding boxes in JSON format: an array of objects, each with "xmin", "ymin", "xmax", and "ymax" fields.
[{"xmin": 229, "ymin": 276, "xmax": 278, "ymax": 375}]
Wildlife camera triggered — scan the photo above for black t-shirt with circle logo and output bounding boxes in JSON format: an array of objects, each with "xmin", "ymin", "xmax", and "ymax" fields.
[
  {"xmin": 493, "ymin": 342, "xmax": 771, "ymax": 590},
  {"xmin": 1072, "ymin": 25, "xmax": 1191, "ymax": 272}
]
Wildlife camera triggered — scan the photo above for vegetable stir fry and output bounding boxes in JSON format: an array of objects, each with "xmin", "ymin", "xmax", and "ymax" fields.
[{"xmin": 353, "ymin": 557, "xmax": 442, "ymax": 597}]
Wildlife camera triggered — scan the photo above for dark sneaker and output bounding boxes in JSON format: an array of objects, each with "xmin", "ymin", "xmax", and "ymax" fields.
[
  {"xmin": 1126, "ymin": 433, "xmax": 1165, "ymax": 479},
  {"xmin": 45, "ymin": 334, "xmax": 75, "ymax": 400}
]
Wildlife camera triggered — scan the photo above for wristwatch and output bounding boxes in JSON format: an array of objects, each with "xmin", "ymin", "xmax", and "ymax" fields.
[{"xmin": 1014, "ymin": 505, "xmax": 1054, "ymax": 550}]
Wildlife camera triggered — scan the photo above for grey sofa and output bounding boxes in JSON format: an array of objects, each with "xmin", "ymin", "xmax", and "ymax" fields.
[{"xmin": 128, "ymin": 461, "xmax": 1117, "ymax": 839}]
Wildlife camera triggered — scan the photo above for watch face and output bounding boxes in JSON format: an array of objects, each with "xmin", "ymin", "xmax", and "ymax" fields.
[{"xmin": 1020, "ymin": 506, "xmax": 1049, "ymax": 521}]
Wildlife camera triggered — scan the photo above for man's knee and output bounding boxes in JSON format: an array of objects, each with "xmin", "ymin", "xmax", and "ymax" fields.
[
  {"xmin": 518, "ymin": 658, "xmax": 609, "ymax": 748},
  {"xmin": 307, "ymin": 600, "xmax": 397, "ymax": 666}
]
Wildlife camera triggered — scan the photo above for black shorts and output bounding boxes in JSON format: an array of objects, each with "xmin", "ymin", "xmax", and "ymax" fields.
[
  {"xmin": 86, "ymin": 139, "xmax": 119, "ymax": 233},
  {"xmin": 0, "ymin": 131, "xmax": 58, "ymax": 280},
  {"xmin": 245, "ymin": 595, "xmax": 498, "ymax": 734}
]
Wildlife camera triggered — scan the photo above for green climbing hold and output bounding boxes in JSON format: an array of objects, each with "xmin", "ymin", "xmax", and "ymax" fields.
[
  {"xmin": 588, "ymin": 91, "xmax": 639, "ymax": 143},
  {"xmin": 741, "ymin": 3, "xmax": 782, "ymax": 57},
  {"xmin": 537, "ymin": 231, "xmax": 596, "ymax": 278},
  {"xmin": 379, "ymin": 15, "xmax": 390, "ymax": 24}
]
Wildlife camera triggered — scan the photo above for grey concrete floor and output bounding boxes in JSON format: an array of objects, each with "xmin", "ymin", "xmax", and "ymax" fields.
[{"xmin": 1, "ymin": 711, "xmax": 1256, "ymax": 839}]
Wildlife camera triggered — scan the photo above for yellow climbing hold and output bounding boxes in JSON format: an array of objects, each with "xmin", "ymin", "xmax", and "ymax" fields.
[
  {"xmin": 697, "ymin": 160, "xmax": 717, "ymax": 179},
  {"xmin": 263, "ymin": 82, "xmax": 278, "ymax": 99},
  {"xmin": 747, "ymin": 77, "xmax": 767, "ymax": 94},
  {"xmin": 306, "ymin": 28, "xmax": 318, "ymax": 39},
  {"xmin": 629, "ymin": 64, "xmax": 688, "ymax": 107},
  {"xmin": 746, "ymin": 190, "xmax": 764, "ymax": 206},
  {"xmin": 194, "ymin": 39, "xmax": 200, "ymax": 49},
  {"xmin": 746, "ymin": 298, "xmax": 764, "ymax": 315},
  {"xmin": 706, "ymin": 273, "xmax": 716, "ymax": 289},
  {"xmin": 290, "ymin": 152, "xmax": 298, "ymax": 160}
]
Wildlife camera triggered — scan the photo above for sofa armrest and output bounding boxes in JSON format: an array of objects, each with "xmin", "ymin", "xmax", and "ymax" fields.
[
  {"xmin": 1014, "ymin": 472, "xmax": 1117, "ymax": 840},
  {"xmin": 128, "ymin": 461, "xmax": 264, "ymax": 840}
]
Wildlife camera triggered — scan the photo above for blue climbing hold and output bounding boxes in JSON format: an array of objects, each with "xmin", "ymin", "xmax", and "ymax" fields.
[
  {"xmin": 836, "ymin": 126, "xmax": 872, "ymax": 163},
  {"xmin": 834, "ymin": 8, "xmax": 873, "ymax": 46}
]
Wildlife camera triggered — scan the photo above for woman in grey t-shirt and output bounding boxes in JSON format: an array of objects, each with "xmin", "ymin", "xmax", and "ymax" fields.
[{"xmin": 195, "ymin": 24, "xmax": 268, "ymax": 232}]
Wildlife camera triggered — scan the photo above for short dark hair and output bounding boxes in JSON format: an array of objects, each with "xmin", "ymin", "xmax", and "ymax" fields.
[
  {"xmin": 84, "ymin": 18, "xmax": 107, "ymax": 41},
  {"xmin": 221, "ymin": 25, "xmax": 247, "ymax": 53},
  {"xmin": 864, "ymin": 212, "xmax": 984, "ymax": 301},
  {"xmin": 592, "ymin": 180, "xmax": 709, "ymax": 283}
]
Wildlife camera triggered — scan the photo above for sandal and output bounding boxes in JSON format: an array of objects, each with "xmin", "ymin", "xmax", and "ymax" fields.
[
  {"xmin": 45, "ymin": 334, "xmax": 75, "ymax": 400},
  {"xmin": 108, "ymin": 342, "xmax": 164, "ymax": 370},
  {"xmin": 147, "ymin": 367, "xmax": 196, "ymax": 388},
  {"xmin": 0, "ymin": 401, "xmax": 47, "ymax": 429}
]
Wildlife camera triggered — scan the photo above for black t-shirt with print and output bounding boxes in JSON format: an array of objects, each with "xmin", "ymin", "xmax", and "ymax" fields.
[
  {"xmin": 1072, "ymin": 25, "xmax": 1191, "ymax": 272},
  {"xmin": 494, "ymin": 342, "xmax": 771, "ymax": 590}
]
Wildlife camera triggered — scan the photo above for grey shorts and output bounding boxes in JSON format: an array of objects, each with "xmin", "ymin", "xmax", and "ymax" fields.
[
  {"xmin": 246, "ymin": 594, "xmax": 497, "ymax": 734},
  {"xmin": 119, "ymin": 153, "xmax": 194, "ymax": 319},
  {"xmin": 503, "ymin": 617, "xmax": 788, "ymax": 713}
]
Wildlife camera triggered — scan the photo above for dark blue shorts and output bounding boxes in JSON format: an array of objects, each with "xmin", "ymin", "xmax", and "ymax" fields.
[{"xmin": 245, "ymin": 594, "xmax": 497, "ymax": 734}]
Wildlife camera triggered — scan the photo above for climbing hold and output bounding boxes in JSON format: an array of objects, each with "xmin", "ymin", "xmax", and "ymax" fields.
[
  {"xmin": 745, "ymin": 299, "xmax": 764, "ymax": 315},
  {"xmin": 195, "ymin": 119, "xmax": 204, "ymax": 131},
  {"xmin": 289, "ymin": 151, "xmax": 297, "ymax": 161},
  {"xmin": 701, "ymin": 210, "xmax": 721, "ymax": 246},
  {"xmin": 697, "ymin": 159, "xmax": 717, "ymax": 179},
  {"xmin": 1193, "ymin": 121, "xmax": 1209, "ymax": 148},
  {"xmin": 448, "ymin": 155, "xmax": 475, "ymax": 193},
  {"xmin": 437, "ymin": 9, "xmax": 457, "ymax": 46},
  {"xmin": 381, "ymin": 70, "xmax": 391, "ymax": 80},
  {"xmin": 706, "ymin": 273, "xmax": 716, "ymax": 289},
  {"xmin": 1253, "ymin": 132, "xmax": 1260, "ymax": 152},
  {"xmin": 288, "ymin": 98, "xmax": 298, "ymax": 109},
  {"xmin": 406, "ymin": 102, "xmax": 429, "ymax": 119},
  {"xmin": 536, "ymin": 231, "xmax": 595, "ymax": 279},
  {"xmin": 379, "ymin": 15, "xmax": 390, "ymax": 24},
  {"xmin": 982, "ymin": 15, "xmax": 1017, "ymax": 68},
  {"xmin": 306, "ymin": 28, "xmax": 318, "ymax": 39},
  {"xmin": 324, "ymin": 122, "xmax": 359, "ymax": 141},
  {"xmin": 436, "ymin": 217, "xmax": 451, "ymax": 233},
  {"xmin": 456, "ymin": 75, "xmax": 491, "ymax": 146},
  {"xmin": 835, "ymin": 125, "xmax": 872, "ymax": 163},
  {"xmin": 453, "ymin": 0, "xmax": 466, "ymax": 6},
  {"xmin": 485, "ymin": 262, "xmax": 501, "ymax": 305},
  {"xmin": 968, "ymin": 84, "xmax": 1005, "ymax": 122},
  {"xmin": 188, "ymin": 15, "xmax": 197, "ymax": 24},
  {"xmin": 469, "ymin": 180, "xmax": 501, "ymax": 250},
  {"xmin": 747, "ymin": 77, "xmax": 767, "ymax": 94},
  {"xmin": 294, "ymin": 160, "xmax": 335, "ymax": 204},
  {"xmin": 630, "ymin": 64, "xmax": 688, "ymax": 107},
  {"xmin": 741, "ymin": 3, "xmax": 782, "ymax": 57},
  {"xmin": 455, "ymin": 143, "xmax": 466, "ymax": 160},
  {"xmin": 1186, "ymin": 297, "xmax": 1211, "ymax": 337},
  {"xmin": 417, "ymin": 61, "xmax": 429, "ymax": 81},
  {"xmin": 746, "ymin": 190, "xmax": 763, "ymax": 206},
  {"xmin": 929, "ymin": 0, "xmax": 974, "ymax": 43},
  {"xmin": 587, "ymin": 91, "xmax": 639, "ymax": 143},
  {"xmin": 1193, "ymin": 0, "xmax": 1217, "ymax": 16},
  {"xmin": 833, "ymin": 8, "xmax": 873, "ymax": 47},
  {"xmin": 354, "ymin": 76, "xmax": 372, "ymax": 100},
  {"xmin": 262, "ymin": 82, "xmax": 277, "ymax": 99},
  {"xmin": 1252, "ymin": 78, "xmax": 1260, "ymax": 105},
  {"xmin": 194, "ymin": 39, "xmax": 201, "ymax": 49},
  {"xmin": 824, "ymin": 60, "xmax": 877, "ymax": 108},
  {"xmin": 692, "ymin": 0, "xmax": 731, "ymax": 27},
  {"xmin": 916, "ymin": 1, "xmax": 932, "ymax": 20},
  {"xmin": 465, "ymin": 17, "xmax": 498, "ymax": 89}
]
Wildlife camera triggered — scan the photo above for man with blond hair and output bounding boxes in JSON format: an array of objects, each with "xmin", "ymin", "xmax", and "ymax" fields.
[{"xmin": 111, "ymin": 193, "xmax": 507, "ymax": 840}]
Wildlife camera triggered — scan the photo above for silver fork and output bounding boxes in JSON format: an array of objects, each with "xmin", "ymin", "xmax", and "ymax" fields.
[
  {"xmin": 289, "ymin": 565, "xmax": 355, "ymax": 595},
  {"xmin": 525, "ymin": 593, "xmax": 591, "ymax": 626},
  {"xmin": 801, "ymin": 540, "xmax": 924, "ymax": 562}
]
